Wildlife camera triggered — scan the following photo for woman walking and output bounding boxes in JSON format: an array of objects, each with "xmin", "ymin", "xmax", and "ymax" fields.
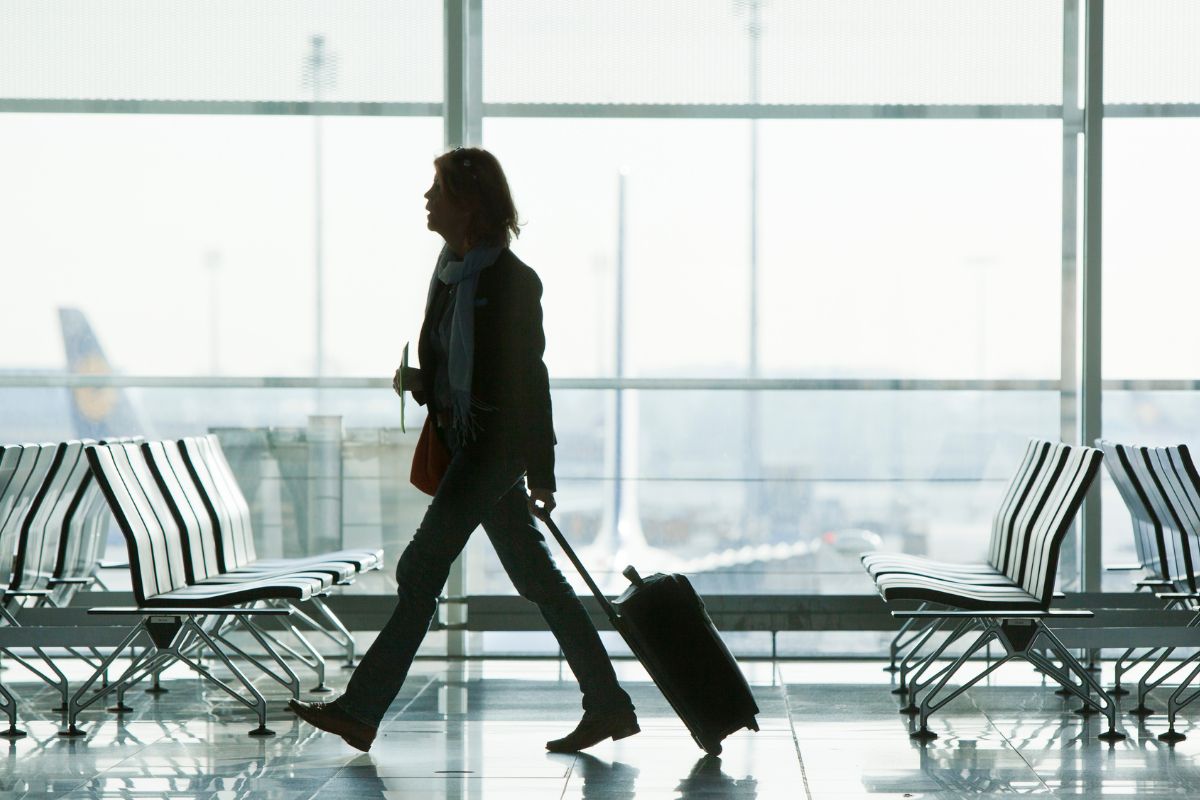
[{"xmin": 290, "ymin": 147, "xmax": 637, "ymax": 754}]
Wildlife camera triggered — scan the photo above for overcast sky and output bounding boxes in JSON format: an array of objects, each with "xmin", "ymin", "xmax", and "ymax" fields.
[{"xmin": 2, "ymin": 1, "xmax": 1198, "ymax": 380}]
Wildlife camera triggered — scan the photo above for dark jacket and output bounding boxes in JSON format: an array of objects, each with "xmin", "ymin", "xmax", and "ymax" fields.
[{"xmin": 412, "ymin": 248, "xmax": 557, "ymax": 491}]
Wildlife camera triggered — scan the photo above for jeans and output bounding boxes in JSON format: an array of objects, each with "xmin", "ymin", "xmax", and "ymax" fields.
[{"xmin": 338, "ymin": 429, "xmax": 633, "ymax": 728}]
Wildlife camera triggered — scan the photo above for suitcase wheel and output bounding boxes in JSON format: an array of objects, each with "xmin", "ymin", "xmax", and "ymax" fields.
[{"xmin": 701, "ymin": 738, "xmax": 723, "ymax": 757}]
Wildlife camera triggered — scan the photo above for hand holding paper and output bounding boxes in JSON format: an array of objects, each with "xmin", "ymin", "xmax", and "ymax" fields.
[{"xmin": 396, "ymin": 343, "xmax": 409, "ymax": 432}]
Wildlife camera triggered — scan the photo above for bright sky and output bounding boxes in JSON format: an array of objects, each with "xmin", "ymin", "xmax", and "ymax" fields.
[
  {"xmin": 1, "ymin": 1, "xmax": 1198, "ymax": 381},
  {"xmin": 1, "ymin": 113, "xmax": 1198, "ymax": 380}
]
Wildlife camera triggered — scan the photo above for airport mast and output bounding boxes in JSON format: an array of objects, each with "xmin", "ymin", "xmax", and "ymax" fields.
[
  {"xmin": 745, "ymin": 0, "xmax": 764, "ymax": 537},
  {"xmin": 303, "ymin": 35, "xmax": 336, "ymax": 399}
]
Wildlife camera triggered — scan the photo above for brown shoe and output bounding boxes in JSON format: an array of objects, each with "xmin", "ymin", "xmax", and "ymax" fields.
[
  {"xmin": 289, "ymin": 699, "xmax": 377, "ymax": 752},
  {"xmin": 546, "ymin": 710, "xmax": 640, "ymax": 753}
]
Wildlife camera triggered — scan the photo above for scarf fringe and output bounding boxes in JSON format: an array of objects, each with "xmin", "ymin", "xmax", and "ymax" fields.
[{"xmin": 450, "ymin": 393, "xmax": 499, "ymax": 445}]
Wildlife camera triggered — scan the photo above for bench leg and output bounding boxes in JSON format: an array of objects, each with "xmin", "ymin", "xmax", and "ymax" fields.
[
  {"xmin": 886, "ymin": 604, "xmax": 928, "ymax": 672},
  {"xmin": 1159, "ymin": 658, "xmax": 1200, "ymax": 743},
  {"xmin": 1134, "ymin": 648, "xmax": 1195, "ymax": 717},
  {"xmin": 911, "ymin": 625, "xmax": 1008, "ymax": 741},
  {"xmin": 65, "ymin": 625, "xmax": 148, "ymax": 736},
  {"xmin": 307, "ymin": 597, "xmax": 359, "ymax": 668},
  {"xmin": 0, "ymin": 681, "xmax": 25, "ymax": 738},
  {"xmin": 0, "ymin": 645, "xmax": 67, "ymax": 709},
  {"xmin": 280, "ymin": 618, "xmax": 329, "ymax": 693},
  {"xmin": 184, "ymin": 617, "xmax": 273, "ymax": 736},
  {"xmin": 1111, "ymin": 646, "xmax": 1146, "ymax": 695},
  {"xmin": 212, "ymin": 617, "xmax": 303, "ymax": 700},
  {"xmin": 902, "ymin": 619, "xmax": 977, "ymax": 713},
  {"xmin": 107, "ymin": 649, "xmax": 175, "ymax": 714},
  {"xmin": 1035, "ymin": 624, "xmax": 1125, "ymax": 742},
  {"xmin": 895, "ymin": 617, "xmax": 946, "ymax": 696}
]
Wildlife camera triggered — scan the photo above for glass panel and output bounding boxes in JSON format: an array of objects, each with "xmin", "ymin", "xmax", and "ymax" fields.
[
  {"xmin": 1103, "ymin": 119, "xmax": 1200, "ymax": 379},
  {"xmin": 485, "ymin": 0, "xmax": 1061, "ymax": 105},
  {"xmin": 759, "ymin": 0, "xmax": 1062, "ymax": 106},
  {"xmin": 6, "ymin": 385, "xmax": 422, "ymax": 595},
  {"xmin": 1106, "ymin": 0, "xmax": 1200, "ymax": 104},
  {"xmin": 1101, "ymin": 391, "xmax": 1200, "ymax": 591},
  {"xmin": 483, "ymin": 117, "xmax": 752, "ymax": 378},
  {"xmin": 0, "ymin": 0, "xmax": 442, "ymax": 103},
  {"xmin": 5, "ymin": 385, "xmax": 1062, "ymax": 598},
  {"xmin": 468, "ymin": 389, "xmax": 1062, "ymax": 597},
  {"xmin": 486, "ymin": 118, "xmax": 1061, "ymax": 381},
  {"xmin": 0, "ymin": 113, "xmax": 443, "ymax": 376},
  {"xmin": 759, "ymin": 120, "xmax": 1061, "ymax": 379}
]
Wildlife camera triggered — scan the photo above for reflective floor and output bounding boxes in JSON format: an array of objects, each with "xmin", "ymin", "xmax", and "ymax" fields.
[{"xmin": 3, "ymin": 656, "xmax": 1200, "ymax": 798}]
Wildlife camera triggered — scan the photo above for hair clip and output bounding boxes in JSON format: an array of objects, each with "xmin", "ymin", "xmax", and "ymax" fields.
[{"xmin": 462, "ymin": 158, "xmax": 472, "ymax": 167}]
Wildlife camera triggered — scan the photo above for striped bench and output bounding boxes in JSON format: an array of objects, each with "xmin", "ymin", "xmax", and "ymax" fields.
[
  {"xmin": 177, "ymin": 434, "xmax": 382, "ymax": 668},
  {"xmin": 865, "ymin": 441, "xmax": 1121, "ymax": 742},
  {"xmin": 73, "ymin": 440, "xmax": 331, "ymax": 736},
  {"xmin": 1098, "ymin": 440, "xmax": 1200, "ymax": 743}
]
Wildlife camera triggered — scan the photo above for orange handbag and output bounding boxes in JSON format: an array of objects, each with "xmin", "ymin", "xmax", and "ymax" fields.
[{"xmin": 410, "ymin": 414, "xmax": 451, "ymax": 496}]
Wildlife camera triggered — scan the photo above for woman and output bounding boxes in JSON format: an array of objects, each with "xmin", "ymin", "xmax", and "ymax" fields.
[{"xmin": 290, "ymin": 147, "xmax": 637, "ymax": 754}]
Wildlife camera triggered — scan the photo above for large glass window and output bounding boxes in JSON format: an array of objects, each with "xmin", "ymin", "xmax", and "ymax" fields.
[
  {"xmin": 0, "ymin": 114, "xmax": 441, "ymax": 377},
  {"xmin": 4, "ymin": 1, "xmax": 1200, "ymax": 650},
  {"xmin": 1099, "ymin": 2, "xmax": 1200, "ymax": 588},
  {"xmin": 758, "ymin": 120, "xmax": 1061, "ymax": 379},
  {"xmin": 479, "ymin": 1, "xmax": 1067, "ymax": 605},
  {"xmin": 0, "ymin": 0, "xmax": 442, "ymax": 103}
]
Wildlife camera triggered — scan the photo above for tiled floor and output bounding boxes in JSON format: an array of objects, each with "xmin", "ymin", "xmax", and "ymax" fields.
[{"xmin": 3, "ymin": 655, "xmax": 1200, "ymax": 798}]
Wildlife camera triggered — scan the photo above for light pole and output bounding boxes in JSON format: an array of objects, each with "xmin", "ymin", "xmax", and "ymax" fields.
[
  {"xmin": 204, "ymin": 249, "xmax": 221, "ymax": 374},
  {"xmin": 303, "ymin": 34, "xmax": 337, "ymax": 397},
  {"xmin": 744, "ymin": 0, "xmax": 764, "ymax": 537}
]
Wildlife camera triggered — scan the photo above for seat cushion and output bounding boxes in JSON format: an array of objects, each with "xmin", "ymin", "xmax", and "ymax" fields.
[
  {"xmin": 874, "ymin": 573, "xmax": 1042, "ymax": 610},
  {"xmin": 147, "ymin": 574, "xmax": 320, "ymax": 606}
]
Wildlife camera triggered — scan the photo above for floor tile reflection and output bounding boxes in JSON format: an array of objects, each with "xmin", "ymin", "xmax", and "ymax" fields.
[{"xmin": 5, "ymin": 658, "xmax": 1200, "ymax": 797}]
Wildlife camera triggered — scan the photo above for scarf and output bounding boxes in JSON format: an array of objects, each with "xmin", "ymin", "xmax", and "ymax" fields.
[{"xmin": 425, "ymin": 242, "xmax": 505, "ymax": 442}]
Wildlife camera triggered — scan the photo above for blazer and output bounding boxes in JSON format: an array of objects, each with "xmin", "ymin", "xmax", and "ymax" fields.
[{"xmin": 412, "ymin": 248, "xmax": 557, "ymax": 491}]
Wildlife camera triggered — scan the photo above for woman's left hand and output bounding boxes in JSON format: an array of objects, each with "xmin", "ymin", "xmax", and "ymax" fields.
[{"xmin": 528, "ymin": 488, "xmax": 556, "ymax": 517}]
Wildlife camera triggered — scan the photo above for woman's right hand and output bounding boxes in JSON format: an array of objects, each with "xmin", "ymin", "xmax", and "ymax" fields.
[{"xmin": 393, "ymin": 366, "xmax": 424, "ymax": 396}]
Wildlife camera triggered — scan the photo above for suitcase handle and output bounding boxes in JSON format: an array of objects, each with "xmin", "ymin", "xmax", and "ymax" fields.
[{"xmin": 532, "ymin": 508, "xmax": 620, "ymax": 627}]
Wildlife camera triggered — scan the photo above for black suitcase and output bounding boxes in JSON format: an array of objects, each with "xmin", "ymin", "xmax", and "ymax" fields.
[{"xmin": 538, "ymin": 510, "xmax": 760, "ymax": 755}]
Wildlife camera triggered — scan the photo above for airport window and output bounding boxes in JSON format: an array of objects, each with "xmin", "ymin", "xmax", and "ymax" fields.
[{"xmin": 1, "ymin": 1, "xmax": 1199, "ymax": 656}]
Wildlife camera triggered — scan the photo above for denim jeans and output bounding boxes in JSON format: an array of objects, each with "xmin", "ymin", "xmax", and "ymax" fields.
[{"xmin": 338, "ymin": 427, "xmax": 633, "ymax": 728}]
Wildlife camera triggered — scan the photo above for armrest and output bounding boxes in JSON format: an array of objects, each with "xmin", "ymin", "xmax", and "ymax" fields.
[
  {"xmin": 46, "ymin": 577, "xmax": 96, "ymax": 587},
  {"xmin": 893, "ymin": 609, "xmax": 1094, "ymax": 619},
  {"xmin": 1137, "ymin": 580, "xmax": 1174, "ymax": 589},
  {"xmin": 2, "ymin": 589, "xmax": 51, "ymax": 598},
  {"xmin": 1052, "ymin": 591, "xmax": 1066, "ymax": 599},
  {"xmin": 1154, "ymin": 592, "xmax": 1200, "ymax": 600},
  {"xmin": 1106, "ymin": 564, "xmax": 1146, "ymax": 572},
  {"xmin": 88, "ymin": 606, "xmax": 293, "ymax": 616},
  {"xmin": 97, "ymin": 560, "xmax": 129, "ymax": 569}
]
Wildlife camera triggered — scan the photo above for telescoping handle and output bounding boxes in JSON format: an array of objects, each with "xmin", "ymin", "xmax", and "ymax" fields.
[{"xmin": 532, "ymin": 508, "xmax": 620, "ymax": 628}]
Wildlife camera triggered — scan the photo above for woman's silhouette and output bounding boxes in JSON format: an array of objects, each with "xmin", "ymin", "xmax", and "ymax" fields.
[{"xmin": 290, "ymin": 147, "xmax": 637, "ymax": 753}]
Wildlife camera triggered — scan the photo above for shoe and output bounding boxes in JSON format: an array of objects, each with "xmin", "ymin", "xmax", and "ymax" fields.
[
  {"xmin": 546, "ymin": 710, "xmax": 640, "ymax": 753},
  {"xmin": 288, "ymin": 699, "xmax": 377, "ymax": 752}
]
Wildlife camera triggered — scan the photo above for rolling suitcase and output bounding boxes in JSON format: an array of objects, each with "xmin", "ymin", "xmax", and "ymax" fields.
[{"xmin": 537, "ymin": 510, "xmax": 760, "ymax": 755}]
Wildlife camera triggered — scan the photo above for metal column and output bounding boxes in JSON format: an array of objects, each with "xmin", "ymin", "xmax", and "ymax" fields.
[
  {"xmin": 444, "ymin": 0, "xmax": 482, "ymax": 149},
  {"xmin": 1079, "ymin": 0, "xmax": 1105, "ymax": 593},
  {"xmin": 1060, "ymin": 0, "xmax": 1082, "ymax": 587},
  {"xmin": 306, "ymin": 415, "xmax": 343, "ymax": 554},
  {"xmin": 441, "ymin": 0, "xmax": 484, "ymax": 658}
]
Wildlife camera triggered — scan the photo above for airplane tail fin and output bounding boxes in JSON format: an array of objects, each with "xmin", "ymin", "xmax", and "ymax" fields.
[{"xmin": 59, "ymin": 307, "xmax": 144, "ymax": 439}]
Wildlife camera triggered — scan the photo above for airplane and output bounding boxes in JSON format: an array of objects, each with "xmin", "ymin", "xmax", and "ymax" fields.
[{"xmin": 0, "ymin": 309, "xmax": 145, "ymax": 443}]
